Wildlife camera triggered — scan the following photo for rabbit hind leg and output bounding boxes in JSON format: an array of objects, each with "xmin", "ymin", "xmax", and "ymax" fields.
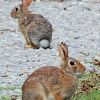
[
  {"xmin": 30, "ymin": 42, "xmax": 37, "ymax": 49},
  {"xmin": 22, "ymin": 90, "xmax": 43, "ymax": 100},
  {"xmin": 24, "ymin": 41, "xmax": 37, "ymax": 49},
  {"xmin": 24, "ymin": 34, "xmax": 37, "ymax": 49}
]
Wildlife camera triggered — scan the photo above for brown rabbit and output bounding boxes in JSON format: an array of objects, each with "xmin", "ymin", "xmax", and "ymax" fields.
[
  {"xmin": 22, "ymin": 42, "xmax": 85, "ymax": 100},
  {"xmin": 11, "ymin": 0, "xmax": 52, "ymax": 49}
]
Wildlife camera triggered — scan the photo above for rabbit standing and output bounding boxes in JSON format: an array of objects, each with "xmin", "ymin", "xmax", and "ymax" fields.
[
  {"xmin": 11, "ymin": 0, "xmax": 52, "ymax": 49},
  {"xmin": 22, "ymin": 42, "xmax": 85, "ymax": 100}
]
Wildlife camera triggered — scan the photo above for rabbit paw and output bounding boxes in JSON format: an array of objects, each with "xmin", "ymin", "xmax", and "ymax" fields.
[{"xmin": 24, "ymin": 44, "xmax": 36, "ymax": 49}]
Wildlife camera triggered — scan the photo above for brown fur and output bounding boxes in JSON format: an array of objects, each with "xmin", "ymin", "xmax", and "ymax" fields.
[{"xmin": 22, "ymin": 43, "xmax": 85, "ymax": 100}]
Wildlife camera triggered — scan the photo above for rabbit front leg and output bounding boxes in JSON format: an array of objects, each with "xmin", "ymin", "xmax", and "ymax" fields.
[
  {"xmin": 18, "ymin": 27, "xmax": 31, "ymax": 48},
  {"xmin": 23, "ymin": 32, "xmax": 31, "ymax": 48},
  {"xmin": 18, "ymin": 20, "xmax": 35, "ymax": 48}
]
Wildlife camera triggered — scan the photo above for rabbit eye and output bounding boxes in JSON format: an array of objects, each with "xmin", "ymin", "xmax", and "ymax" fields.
[
  {"xmin": 70, "ymin": 61, "xmax": 75, "ymax": 65},
  {"xmin": 16, "ymin": 8, "xmax": 18, "ymax": 11}
]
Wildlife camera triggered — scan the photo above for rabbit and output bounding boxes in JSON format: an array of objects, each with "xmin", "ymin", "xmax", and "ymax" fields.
[
  {"xmin": 22, "ymin": 42, "xmax": 85, "ymax": 100},
  {"xmin": 11, "ymin": 0, "xmax": 52, "ymax": 49}
]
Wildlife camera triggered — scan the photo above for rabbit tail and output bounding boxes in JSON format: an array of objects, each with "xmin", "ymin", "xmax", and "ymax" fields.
[{"xmin": 39, "ymin": 39, "xmax": 50, "ymax": 49}]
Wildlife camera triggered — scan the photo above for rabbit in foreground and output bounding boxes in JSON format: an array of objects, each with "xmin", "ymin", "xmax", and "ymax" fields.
[
  {"xmin": 22, "ymin": 42, "xmax": 85, "ymax": 100},
  {"xmin": 11, "ymin": 0, "xmax": 52, "ymax": 49}
]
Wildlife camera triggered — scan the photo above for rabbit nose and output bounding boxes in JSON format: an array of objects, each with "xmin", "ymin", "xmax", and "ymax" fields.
[
  {"xmin": 11, "ymin": 12, "xmax": 14, "ymax": 18},
  {"xmin": 73, "ymin": 66, "xmax": 77, "ymax": 72}
]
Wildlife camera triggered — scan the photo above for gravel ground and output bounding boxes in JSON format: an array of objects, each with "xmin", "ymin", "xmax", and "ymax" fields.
[{"xmin": 0, "ymin": 0, "xmax": 100, "ymax": 99}]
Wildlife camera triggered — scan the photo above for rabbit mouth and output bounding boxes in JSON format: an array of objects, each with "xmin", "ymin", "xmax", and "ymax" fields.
[
  {"xmin": 12, "ymin": 16, "xmax": 16, "ymax": 19},
  {"xmin": 11, "ymin": 12, "xmax": 18, "ymax": 19}
]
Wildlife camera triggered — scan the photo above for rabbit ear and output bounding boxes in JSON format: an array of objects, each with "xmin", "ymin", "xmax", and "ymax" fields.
[
  {"xmin": 22, "ymin": 0, "xmax": 32, "ymax": 6},
  {"xmin": 60, "ymin": 42, "xmax": 68, "ymax": 57},
  {"xmin": 57, "ymin": 44, "xmax": 65, "ymax": 60}
]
